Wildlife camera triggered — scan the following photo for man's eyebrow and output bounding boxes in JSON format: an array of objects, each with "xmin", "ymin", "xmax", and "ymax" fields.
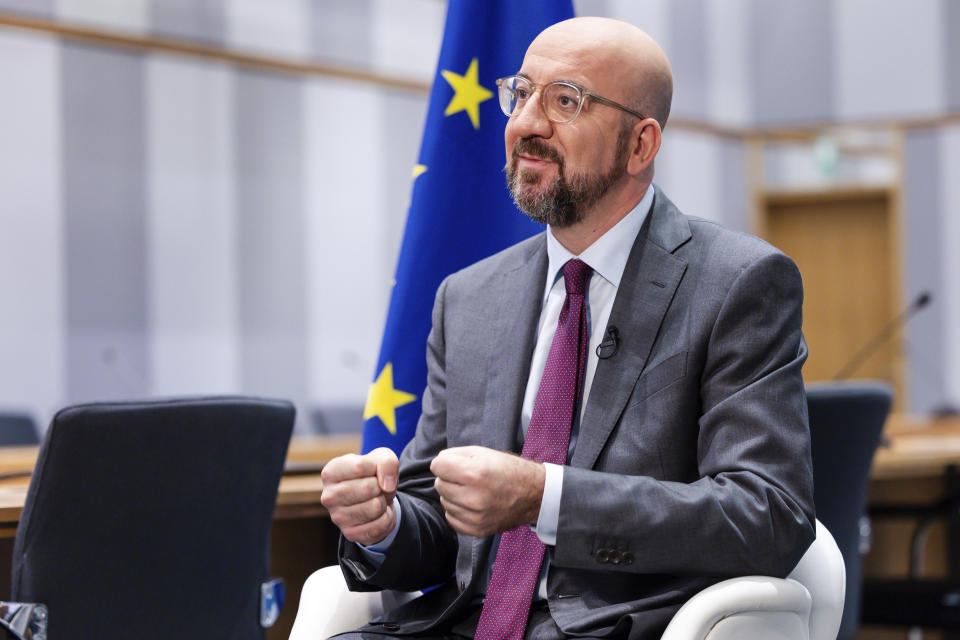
[{"xmin": 516, "ymin": 72, "xmax": 585, "ymax": 88}]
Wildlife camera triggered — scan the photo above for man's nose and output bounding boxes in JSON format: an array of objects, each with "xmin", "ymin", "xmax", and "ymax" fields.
[{"xmin": 509, "ymin": 95, "xmax": 552, "ymax": 138}]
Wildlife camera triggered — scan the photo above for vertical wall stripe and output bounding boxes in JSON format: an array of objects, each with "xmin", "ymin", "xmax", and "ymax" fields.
[
  {"xmin": 304, "ymin": 79, "xmax": 388, "ymax": 410},
  {"xmin": 0, "ymin": 30, "xmax": 63, "ymax": 424},
  {"xmin": 150, "ymin": 0, "xmax": 226, "ymax": 44},
  {"xmin": 62, "ymin": 43, "xmax": 149, "ymax": 403},
  {"xmin": 371, "ymin": 0, "xmax": 444, "ymax": 82},
  {"xmin": 0, "ymin": 0, "xmax": 54, "ymax": 16},
  {"xmin": 939, "ymin": 125, "xmax": 960, "ymax": 407},
  {"xmin": 667, "ymin": 0, "xmax": 708, "ymax": 120},
  {"xmin": 750, "ymin": 0, "xmax": 833, "ymax": 125},
  {"xmin": 655, "ymin": 131, "xmax": 721, "ymax": 223},
  {"xmin": 573, "ymin": 0, "xmax": 610, "ymax": 17},
  {"xmin": 903, "ymin": 129, "xmax": 947, "ymax": 412},
  {"xmin": 718, "ymin": 139, "xmax": 749, "ymax": 233},
  {"xmin": 381, "ymin": 89, "xmax": 430, "ymax": 276},
  {"xmin": 235, "ymin": 70, "xmax": 307, "ymax": 425},
  {"xmin": 308, "ymin": 0, "xmax": 373, "ymax": 69},
  {"xmin": 945, "ymin": 0, "xmax": 960, "ymax": 111},
  {"xmin": 57, "ymin": 0, "xmax": 149, "ymax": 33},
  {"xmin": 834, "ymin": 0, "xmax": 944, "ymax": 120},
  {"xmin": 146, "ymin": 57, "xmax": 239, "ymax": 395},
  {"xmin": 705, "ymin": 0, "xmax": 752, "ymax": 126},
  {"xmin": 605, "ymin": 0, "xmax": 671, "ymax": 52},
  {"xmin": 224, "ymin": 0, "xmax": 309, "ymax": 59}
]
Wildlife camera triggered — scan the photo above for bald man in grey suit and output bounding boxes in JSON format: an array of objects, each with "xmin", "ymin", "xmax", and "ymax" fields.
[{"xmin": 320, "ymin": 17, "xmax": 814, "ymax": 640}]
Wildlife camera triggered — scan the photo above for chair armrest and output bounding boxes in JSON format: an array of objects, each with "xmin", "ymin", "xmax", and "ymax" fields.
[
  {"xmin": 0, "ymin": 601, "xmax": 48, "ymax": 640},
  {"xmin": 289, "ymin": 566, "xmax": 420, "ymax": 640},
  {"xmin": 659, "ymin": 576, "xmax": 812, "ymax": 640}
]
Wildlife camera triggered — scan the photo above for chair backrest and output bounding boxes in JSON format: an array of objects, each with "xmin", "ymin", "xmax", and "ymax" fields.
[
  {"xmin": 806, "ymin": 381, "xmax": 892, "ymax": 639},
  {"xmin": 787, "ymin": 520, "xmax": 846, "ymax": 640},
  {"xmin": 10, "ymin": 396, "xmax": 295, "ymax": 640},
  {"xmin": 0, "ymin": 412, "xmax": 39, "ymax": 446}
]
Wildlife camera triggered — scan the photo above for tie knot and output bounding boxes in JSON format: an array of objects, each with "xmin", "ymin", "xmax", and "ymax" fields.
[{"xmin": 562, "ymin": 259, "xmax": 592, "ymax": 296}]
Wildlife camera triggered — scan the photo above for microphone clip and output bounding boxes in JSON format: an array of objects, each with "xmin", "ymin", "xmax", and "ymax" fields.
[{"xmin": 596, "ymin": 326, "xmax": 619, "ymax": 359}]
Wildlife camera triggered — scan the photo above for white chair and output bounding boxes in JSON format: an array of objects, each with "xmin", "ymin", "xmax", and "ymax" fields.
[{"xmin": 290, "ymin": 520, "xmax": 844, "ymax": 640}]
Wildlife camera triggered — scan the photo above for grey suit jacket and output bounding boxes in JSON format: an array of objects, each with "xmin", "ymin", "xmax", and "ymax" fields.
[{"xmin": 340, "ymin": 189, "xmax": 816, "ymax": 640}]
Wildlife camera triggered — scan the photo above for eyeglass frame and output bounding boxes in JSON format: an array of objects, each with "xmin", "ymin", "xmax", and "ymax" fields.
[{"xmin": 495, "ymin": 74, "xmax": 647, "ymax": 124}]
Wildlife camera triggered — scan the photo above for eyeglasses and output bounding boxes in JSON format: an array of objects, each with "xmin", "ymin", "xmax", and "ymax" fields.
[{"xmin": 495, "ymin": 75, "xmax": 646, "ymax": 124}]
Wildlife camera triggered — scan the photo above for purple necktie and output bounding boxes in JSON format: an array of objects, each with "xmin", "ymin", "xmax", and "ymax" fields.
[{"xmin": 474, "ymin": 258, "xmax": 592, "ymax": 640}]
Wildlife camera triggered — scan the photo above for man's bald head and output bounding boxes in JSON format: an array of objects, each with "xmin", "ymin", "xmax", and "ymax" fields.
[{"xmin": 528, "ymin": 17, "xmax": 673, "ymax": 130}]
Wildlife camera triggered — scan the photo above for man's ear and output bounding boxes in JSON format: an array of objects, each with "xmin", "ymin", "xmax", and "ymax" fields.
[{"xmin": 626, "ymin": 118, "xmax": 661, "ymax": 177}]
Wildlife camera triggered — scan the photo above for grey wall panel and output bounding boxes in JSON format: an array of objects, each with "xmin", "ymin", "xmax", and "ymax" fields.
[
  {"xmin": 308, "ymin": 0, "xmax": 372, "ymax": 68},
  {"xmin": 718, "ymin": 139, "xmax": 748, "ymax": 233},
  {"xmin": 62, "ymin": 44, "xmax": 149, "ymax": 403},
  {"xmin": 574, "ymin": 0, "xmax": 609, "ymax": 17},
  {"xmin": 834, "ymin": 0, "xmax": 944, "ymax": 120},
  {"xmin": 903, "ymin": 129, "xmax": 946, "ymax": 412},
  {"xmin": 0, "ymin": 30, "xmax": 63, "ymax": 425},
  {"xmin": 667, "ymin": 0, "xmax": 708, "ymax": 119},
  {"xmin": 235, "ymin": 71, "xmax": 307, "ymax": 415},
  {"xmin": 946, "ymin": 0, "xmax": 960, "ymax": 111},
  {"xmin": 150, "ymin": 0, "xmax": 225, "ymax": 44},
  {"xmin": 750, "ymin": 0, "xmax": 834, "ymax": 125},
  {"xmin": 0, "ymin": 0, "xmax": 53, "ymax": 16},
  {"xmin": 381, "ymin": 88, "xmax": 429, "ymax": 276},
  {"xmin": 146, "ymin": 57, "xmax": 239, "ymax": 395}
]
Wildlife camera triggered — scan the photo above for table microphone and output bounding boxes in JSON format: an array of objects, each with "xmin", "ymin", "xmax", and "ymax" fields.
[{"xmin": 833, "ymin": 291, "xmax": 932, "ymax": 380}]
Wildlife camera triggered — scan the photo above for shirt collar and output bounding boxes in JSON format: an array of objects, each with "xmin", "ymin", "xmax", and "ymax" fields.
[{"xmin": 544, "ymin": 184, "xmax": 655, "ymax": 299}]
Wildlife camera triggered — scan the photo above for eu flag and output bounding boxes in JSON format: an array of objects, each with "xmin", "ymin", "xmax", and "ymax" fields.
[{"xmin": 362, "ymin": 0, "xmax": 575, "ymax": 454}]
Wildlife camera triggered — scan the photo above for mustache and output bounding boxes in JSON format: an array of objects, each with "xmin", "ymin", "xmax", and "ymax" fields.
[{"xmin": 511, "ymin": 138, "xmax": 564, "ymax": 166}]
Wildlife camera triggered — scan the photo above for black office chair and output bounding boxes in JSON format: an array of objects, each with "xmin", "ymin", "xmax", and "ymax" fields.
[
  {"xmin": 1, "ymin": 396, "xmax": 295, "ymax": 640},
  {"xmin": 0, "ymin": 413, "xmax": 39, "ymax": 447},
  {"xmin": 807, "ymin": 381, "xmax": 893, "ymax": 640}
]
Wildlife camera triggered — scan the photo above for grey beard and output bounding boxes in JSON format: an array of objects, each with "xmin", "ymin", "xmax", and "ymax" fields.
[
  {"xmin": 507, "ymin": 166, "xmax": 582, "ymax": 227},
  {"xmin": 505, "ymin": 132, "xmax": 630, "ymax": 228}
]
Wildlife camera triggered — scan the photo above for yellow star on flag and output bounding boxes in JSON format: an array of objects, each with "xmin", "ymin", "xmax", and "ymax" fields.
[
  {"xmin": 412, "ymin": 164, "xmax": 428, "ymax": 179},
  {"xmin": 364, "ymin": 363, "xmax": 417, "ymax": 435},
  {"xmin": 441, "ymin": 58, "xmax": 493, "ymax": 129}
]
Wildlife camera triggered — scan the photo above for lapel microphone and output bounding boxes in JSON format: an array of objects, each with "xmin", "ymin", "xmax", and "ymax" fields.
[{"xmin": 596, "ymin": 325, "xmax": 620, "ymax": 359}]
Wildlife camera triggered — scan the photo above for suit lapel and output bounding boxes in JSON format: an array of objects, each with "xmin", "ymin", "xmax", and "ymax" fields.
[
  {"xmin": 480, "ymin": 236, "xmax": 548, "ymax": 453},
  {"xmin": 572, "ymin": 192, "xmax": 691, "ymax": 469}
]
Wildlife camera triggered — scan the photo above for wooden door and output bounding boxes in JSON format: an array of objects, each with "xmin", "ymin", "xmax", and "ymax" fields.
[{"xmin": 759, "ymin": 188, "xmax": 904, "ymax": 405}]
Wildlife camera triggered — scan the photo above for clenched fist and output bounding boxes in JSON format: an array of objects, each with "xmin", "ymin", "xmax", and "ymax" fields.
[
  {"xmin": 431, "ymin": 446, "xmax": 546, "ymax": 538},
  {"xmin": 320, "ymin": 447, "xmax": 399, "ymax": 546}
]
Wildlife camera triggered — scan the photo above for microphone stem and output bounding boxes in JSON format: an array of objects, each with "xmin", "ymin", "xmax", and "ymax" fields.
[{"xmin": 833, "ymin": 301, "xmax": 924, "ymax": 380}]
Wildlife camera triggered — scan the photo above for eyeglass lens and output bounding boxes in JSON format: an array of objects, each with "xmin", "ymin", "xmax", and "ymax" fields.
[{"xmin": 498, "ymin": 77, "xmax": 583, "ymax": 123}]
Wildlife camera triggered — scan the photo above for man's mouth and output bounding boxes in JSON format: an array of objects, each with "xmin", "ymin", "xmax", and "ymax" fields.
[{"xmin": 517, "ymin": 154, "xmax": 555, "ymax": 169}]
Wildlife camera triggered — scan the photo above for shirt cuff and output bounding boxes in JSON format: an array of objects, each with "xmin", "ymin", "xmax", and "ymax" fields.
[
  {"xmin": 535, "ymin": 463, "xmax": 562, "ymax": 546},
  {"xmin": 354, "ymin": 495, "xmax": 402, "ymax": 564}
]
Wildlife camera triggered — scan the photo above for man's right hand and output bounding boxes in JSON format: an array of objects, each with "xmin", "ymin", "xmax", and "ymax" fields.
[{"xmin": 320, "ymin": 447, "xmax": 399, "ymax": 546}]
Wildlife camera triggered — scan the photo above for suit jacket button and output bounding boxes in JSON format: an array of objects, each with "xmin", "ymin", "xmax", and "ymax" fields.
[
  {"xmin": 596, "ymin": 548, "xmax": 611, "ymax": 563},
  {"xmin": 609, "ymin": 551, "xmax": 622, "ymax": 565},
  {"xmin": 622, "ymin": 552, "xmax": 635, "ymax": 565}
]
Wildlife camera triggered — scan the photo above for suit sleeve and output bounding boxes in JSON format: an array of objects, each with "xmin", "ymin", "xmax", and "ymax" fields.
[
  {"xmin": 553, "ymin": 251, "xmax": 815, "ymax": 577},
  {"xmin": 338, "ymin": 278, "xmax": 460, "ymax": 592}
]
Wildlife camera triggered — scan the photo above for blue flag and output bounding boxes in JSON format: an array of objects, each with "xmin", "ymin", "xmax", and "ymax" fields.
[{"xmin": 362, "ymin": 0, "xmax": 575, "ymax": 454}]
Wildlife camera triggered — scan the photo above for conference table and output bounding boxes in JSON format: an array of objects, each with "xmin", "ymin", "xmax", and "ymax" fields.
[{"xmin": 0, "ymin": 417, "xmax": 957, "ymax": 638}]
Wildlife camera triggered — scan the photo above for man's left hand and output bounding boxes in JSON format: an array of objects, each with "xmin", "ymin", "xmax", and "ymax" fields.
[{"xmin": 430, "ymin": 446, "xmax": 546, "ymax": 537}]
